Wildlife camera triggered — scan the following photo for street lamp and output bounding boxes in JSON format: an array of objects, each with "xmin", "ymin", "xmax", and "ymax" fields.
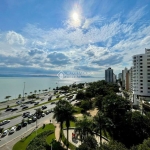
[{"xmin": 23, "ymin": 82, "xmax": 25, "ymax": 100}]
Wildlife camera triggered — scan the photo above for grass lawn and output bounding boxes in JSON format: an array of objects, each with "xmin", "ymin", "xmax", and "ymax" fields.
[
  {"xmin": 73, "ymin": 106, "xmax": 82, "ymax": 114},
  {"xmin": 13, "ymin": 124, "xmax": 55, "ymax": 150},
  {"xmin": 63, "ymin": 121, "xmax": 75, "ymax": 128},
  {"xmin": 46, "ymin": 132, "xmax": 55, "ymax": 145}
]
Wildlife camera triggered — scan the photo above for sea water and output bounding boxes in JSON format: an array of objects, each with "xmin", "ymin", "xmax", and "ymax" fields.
[{"xmin": 0, "ymin": 77, "xmax": 101, "ymax": 102}]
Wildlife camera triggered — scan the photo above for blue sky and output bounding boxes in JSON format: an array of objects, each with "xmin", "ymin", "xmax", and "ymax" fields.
[{"xmin": 0, "ymin": 0, "xmax": 150, "ymax": 77}]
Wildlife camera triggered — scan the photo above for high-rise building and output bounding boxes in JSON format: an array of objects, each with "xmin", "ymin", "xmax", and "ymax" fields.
[
  {"xmin": 113, "ymin": 73, "xmax": 117, "ymax": 83},
  {"xmin": 118, "ymin": 73, "xmax": 122, "ymax": 81},
  {"xmin": 132, "ymin": 48, "xmax": 150, "ymax": 105},
  {"xmin": 105, "ymin": 67, "xmax": 113, "ymax": 83},
  {"xmin": 129, "ymin": 67, "xmax": 133, "ymax": 92},
  {"xmin": 122, "ymin": 68, "xmax": 128, "ymax": 89}
]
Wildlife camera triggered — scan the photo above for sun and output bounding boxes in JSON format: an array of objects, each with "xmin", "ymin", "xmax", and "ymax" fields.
[{"xmin": 72, "ymin": 12, "xmax": 79, "ymax": 21}]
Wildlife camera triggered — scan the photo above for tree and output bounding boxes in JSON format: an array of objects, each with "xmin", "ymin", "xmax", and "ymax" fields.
[
  {"xmin": 18, "ymin": 94, "xmax": 21, "ymax": 99},
  {"xmin": 39, "ymin": 90, "xmax": 41, "ymax": 94},
  {"xmin": 76, "ymin": 90, "xmax": 85, "ymax": 100},
  {"xmin": 75, "ymin": 116, "xmax": 93, "ymax": 143},
  {"xmin": 99, "ymin": 140, "xmax": 128, "ymax": 150},
  {"xmin": 137, "ymin": 137, "xmax": 150, "ymax": 150},
  {"xmin": 25, "ymin": 93, "xmax": 27, "ymax": 98},
  {"xmin": 34, "ymin": 90, "xmax": 37, "ymax": 95},
  {"xmin": 77, "ymin": 136, "xmax": 98, "ymax": 150},
  {"xmin": 5, "ymin": 96, "xmax": 11, "ymax": 101},
  {"xmin": 93, "ymin": 111, "xmax": 110, "ymax": 145},
  {"xmin": 53, "ymin": 100, "xmax": 65, "ymax": 141}
]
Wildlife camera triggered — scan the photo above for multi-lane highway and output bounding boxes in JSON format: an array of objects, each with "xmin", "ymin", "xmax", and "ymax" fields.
[{"xmin": 0, "ymin": 91, "xmax": 77, "ymax": 147}]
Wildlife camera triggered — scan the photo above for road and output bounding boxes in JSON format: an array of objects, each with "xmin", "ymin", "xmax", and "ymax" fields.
[
  {"xmin": 0, "ymin": 92, "xmax": 77, "ymax": 148},
  {"xmin": 0, "ymin": 112, "xmax": 54, "ymax": 147}
]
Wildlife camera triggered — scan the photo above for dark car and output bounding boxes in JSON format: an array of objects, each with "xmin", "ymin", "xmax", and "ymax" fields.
[
  {"xmin": 50, "ymin": 102, "xmax": 55, "ymax": 105},
  {"xmin": 41, "ymin": 105, "xmax": 47, "ymax": 110},
  {"xmin": 34, "ymin": 102, "xmax": 39, "ymax": 105},
  {"xmin": 22, "ymin": 122, "xmax": 28, "ymax": 127},
  {"xmin": 16, "ymin": 124, "xmax": 22, "ymax": 130},
  {"xmin": 5, "ymin": 108, "xmax": 12, "ymax": 111},
  {"xmin": 11, "ymin": 108, "xmax": 18, "ymax": 112},
  {"xmin": 22, "ymin": 112, "xmax": 30, "ymax": 117},
  {"xmin": 22, "ymin": 106, "xmax": 28, "ymax": 110}
]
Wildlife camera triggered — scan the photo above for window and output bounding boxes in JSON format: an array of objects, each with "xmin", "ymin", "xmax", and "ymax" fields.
[
  {"xmin": 148, "ymin": 80, "xmax": 150, "ymax": 82},
  {"xmin": 147, "ymin": 59, "xmax": 150, "ymax": 61},
  {"xmin": 140, "ymin": 56, "xmax": 143, "ymax": 58},
  {"xmin": 140, "ymin": 80, "xmax": 143, "ymax": 82},
  {"xmin": 140, "ymin": 83, "xmax": 143, "ymax": 85},
  {"xmin": 140, "ymin": 70, "xmax": 143, "ymax": 72},
  {"xmin": 140, "ymin": 63, "xmax": 143, "ymax": 65},
  {"xmin": 148, "ymin": 66, "xmax": 150, "ymax": 68},
  {"xmin": 140, "ymin": 87, "xmax": 143, "ymax": 89},
  {"xmin": 140, "ymin": 73, "xmax": 143, "ymax": 75},
  {"xmin": 140, "ymin": 91, "xmax": 143, "ymax": 93},
  {"xmin": 140, "ymin": 66, "xmax": 143, "ymax": 68},
  {"xmin": 140, "ymin": 59, "xmax": 143, "ymax": 61},
  {"xmin": 148, "ymin": 87, "xmax": 150, "ymax": 90}
]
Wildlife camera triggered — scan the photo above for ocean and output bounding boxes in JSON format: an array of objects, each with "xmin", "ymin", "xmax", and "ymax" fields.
[{"xmin": 0, "ymin": 77, "xmax": 102, "ymax": 102}]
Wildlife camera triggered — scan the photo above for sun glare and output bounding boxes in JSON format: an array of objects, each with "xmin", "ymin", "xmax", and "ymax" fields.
[{"xmin": 72, "ymin": 12, "xmax": 79, "ymax": 21}]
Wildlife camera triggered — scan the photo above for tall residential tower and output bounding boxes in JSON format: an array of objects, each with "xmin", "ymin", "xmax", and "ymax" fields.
[{"xmin": 105, "ymin": 67, "xmax": 113, "ymax": 83}]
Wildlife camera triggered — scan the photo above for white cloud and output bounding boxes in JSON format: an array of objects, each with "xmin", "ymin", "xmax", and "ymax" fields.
[{"xmin": 6, "ymin": 31, "xmax": 25, "ymax": 45}]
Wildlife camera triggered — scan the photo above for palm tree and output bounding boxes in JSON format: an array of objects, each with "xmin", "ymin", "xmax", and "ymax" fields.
[
  {"xmin": 53, "ymin": 100, "xmax": 75, "ymax": 149},
  {"xmin": 49, "ymin": 87, "xmax": 51, "ymax": 92},
  {"xmin": 75, "ymin": 115, "xmax": 93, "ymax": 143},
  {"xmin": 34, "ymin": 90, "xmax": 37, "ymax": 95},
  {"xmin": 5, "ymin": 96, "xmax": 11, "ymax": 101},
  {"xmin": 93, "ymin": 111, "xmax": 108, "ymax": 145},
  {"xmin": 39, "ymin": 90, "xmax": 41, "ymax": 95}
]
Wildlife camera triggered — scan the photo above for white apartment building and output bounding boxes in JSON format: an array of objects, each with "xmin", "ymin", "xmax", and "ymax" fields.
[{"xmin": 132, "ymin": 48, "xmax": 150, "ymax": 105}]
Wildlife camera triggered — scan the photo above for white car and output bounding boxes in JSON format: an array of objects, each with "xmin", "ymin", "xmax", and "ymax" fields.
[
  {"xmin": 42, "ymin": 113, "xmax": 45, "ymax": 117},
  {"xmin": 9, "ymin": 126, "xmax": 16, "ymax": 134},
  {"xmin": 2, "ymin": 129, "xmax": 9, "ymax": 137}
]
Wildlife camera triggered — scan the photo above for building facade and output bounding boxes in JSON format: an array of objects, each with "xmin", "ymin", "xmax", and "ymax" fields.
[
  {"xmin": 132, "ymin": 48, "xmax": 150, "ymax": 105},
  {"xmin": 105, "ymin": 67, "xmax": 113, "ymax": 83}
]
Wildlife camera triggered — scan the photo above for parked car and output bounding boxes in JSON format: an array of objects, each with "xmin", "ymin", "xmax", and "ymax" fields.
[
  {"xmin": 22, "ymin": 106, "xmax": 28, "ymax": 110},
  {"xmin": 22, "ymin": 122, "xmax": 28, "ymax": 127},
  {"xmin": 0, "ymin": 120, "xmax": 10, "ymax": 126},
  {"xmin": 32, "ymin": 116, "xmax": 37, "ymax": 121},
  {"xmin": 41, "ymin": 105, "xmax": 47, "ymax": 110},
  {"xmin": 41, "ymin": 98, "xmax": 44, "ymax": 101},
  {"xmin": 41, "ymin": 113, "xmax": 45, "ymax": 117},
  {"xmin": 22, "ymin": 112, "xmax": 30, "ymax": 118},
  {"xmin": 28, "ymin": 119, "xmax": 32, "ymax": 124},
  {"xmin": 50, "ymin": 102, "xmax": 55, "ymax": 105},
  {"xmin": 16, "ymin": 124, "xmax": 22, "ymax": 130},
  {"xmin": 28, "ymin": 114, "xmax": 34, "ymax": 118},
  {"xmin": 34, "ymin": 102, "xmax": 39, "ymax": 105},
  {"xmin": 45, "ymin": 110, "xmax": 50, "ymax": 115},
  {"xmin": 20, "ymin": 104, "xmax": 26, "ymax": 107},
  {"xmin": 2, "ymin": 129, "xmax": 9, "ymax": 137},
  {"xmin": 9, "ymin": 126, "xmax": 16, "ymax": 134},
  {"xmin": 5, "ymin": 108, "xmax": 12, "ymax": 111},
  {"xmin": 11, "ymin": 108, "xmax": 18, "ymax": 112}
]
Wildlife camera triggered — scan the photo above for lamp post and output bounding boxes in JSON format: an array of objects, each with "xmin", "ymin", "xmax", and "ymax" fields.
[{"xmin": 23, "ymin": 82, "xmax": 25, "ymax": 100}]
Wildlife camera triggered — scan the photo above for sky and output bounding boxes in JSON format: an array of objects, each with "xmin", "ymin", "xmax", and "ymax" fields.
[{"xmin": 0, "ymin": 0, "xmax": 150, "ymax": 77}]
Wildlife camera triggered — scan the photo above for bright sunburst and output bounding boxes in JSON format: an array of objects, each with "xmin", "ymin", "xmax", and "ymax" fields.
[{"xmin": 72, "ymin": 12, "xmax": 79, "ymax": 21}]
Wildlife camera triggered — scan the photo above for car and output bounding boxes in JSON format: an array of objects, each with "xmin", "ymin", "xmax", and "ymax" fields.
[
  {"xmin": 16, "ymin": 124, "xmax": 22, "ymax": 130},
  {"xmin": 20, "ymin": 104, "xmax": 26, "ymax": 107},
  {"xmin": 0, "ymin": 120, "xmax": 10, "ymax": 126},
  {"xmin": 22, "ymin": 112, "xmax": 30, "ymax": 118},
  {"xmin": 22, "ymin": 106, "xmax": 28, "ymax": 110},
  {"xmin": 50, "ymin": 102, "xmax": 55, "ymax": 105},
  {"xmin": 41, "ymin": 105, "xmax": 47, "ymax": 110},
  {"xmin": 5, "ymin": 108, "xmax": 12, "ymax": 111},
  {"xmin": 45, "ymin": 110, "xmax": 50, "ymax": 115},
  {"xmin": 2, "ymin": 129, "xmax": 9, "ymax": 137},
  {"xmin": 32, "ymin": 116, "xmax": 37, "ymax": 121},
  {"xmin": 41, "ymin": 98, "xmax": 44, "ymax": 101},
  {"xmin": 22, "ymin": 112, "xmax": 30, "ymax": 116},
  {"xmin": 41, "ymin": 113, "xmax": 45, "ymax": 117},
  {"xmin": 9, "ymin": 126, "xmax": 16, "ymax": 134},
  {"xmin": 11, "ymin": 108, "xmax": 18, "ymax": 112},
  {"xmin": 28, "ymin": 119, "xmax": 32, "ymax": 124},
  {"xmin": 22, "ymin": 122, "xmax": 28, "ymax": 127},
  {"xmin": 34, "ymin": 102, "xmax": 39, "ymax": 105},
  {"xmin": 28, "ymin": 114, "xmax": 34, "ymax": 118}
]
